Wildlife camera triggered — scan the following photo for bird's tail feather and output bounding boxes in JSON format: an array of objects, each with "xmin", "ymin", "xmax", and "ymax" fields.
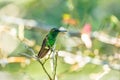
[{"xmin": 38, "ymin": 49, "xmax": 50, "ymax": 58}]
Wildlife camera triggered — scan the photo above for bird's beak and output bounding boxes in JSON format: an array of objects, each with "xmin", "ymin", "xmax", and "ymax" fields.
[{"xmin": 58, "ymin": 27, "xmax": 67, "ymax": 32}]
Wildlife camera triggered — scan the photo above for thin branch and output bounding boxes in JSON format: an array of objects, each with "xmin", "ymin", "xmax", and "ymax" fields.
[
  {"xmin": 20, "ymin": 53, "xmax": 36, "ymax": 59},
  {"xmin": 28, "ymin": 48, "xmax": 52, "ymax": 80},
  {"xmin": 22, "ymin": 46, "xmax": 52, "ymax": 80},
  {"xmin": 37, "ymin": 58, "xmax": 52, "ymax": 80},
  {"xmin": 53, "ymin": 51, "xmax": 58, "ymax": 80},
  {"xmin": 42, "ymin": 51, "xmax": 52, "ymax": 65},
  {"xmin": 21, "ymin": 43, "xmax": 59, "ymax": 80}
]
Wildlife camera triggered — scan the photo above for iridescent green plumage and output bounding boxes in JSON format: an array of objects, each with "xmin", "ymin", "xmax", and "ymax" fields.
[{"xmin": 38, "ymin": 28, "xmax": 66, "ymax": 58}]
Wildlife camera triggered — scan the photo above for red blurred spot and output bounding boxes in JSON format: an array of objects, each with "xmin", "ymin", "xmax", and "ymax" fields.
[{"xmin": 82, "ymin": 23, "xmax": 91, "ymax": 34}]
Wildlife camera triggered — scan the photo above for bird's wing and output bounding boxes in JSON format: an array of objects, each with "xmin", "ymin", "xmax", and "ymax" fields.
[{"xmin": 38, "ymin": 35, "xmax": 50, "ymax": 58}]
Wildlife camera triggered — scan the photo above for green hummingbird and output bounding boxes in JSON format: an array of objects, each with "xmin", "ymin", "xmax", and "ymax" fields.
[{"xmin": 38, "ymin": 28, "xmax": 67, "ymax": 58}]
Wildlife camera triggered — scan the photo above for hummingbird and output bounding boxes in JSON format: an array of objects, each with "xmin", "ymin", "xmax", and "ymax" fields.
[{"xmin": 38, "ymin": 28, "xmax": 67, "ymax": 58}]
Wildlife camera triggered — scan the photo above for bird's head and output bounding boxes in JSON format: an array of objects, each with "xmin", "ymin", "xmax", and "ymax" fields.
[
  {"xmin": 49, "ymin": 27, "xmax": 67, "ymax": 37},
  {"xmin": 50, "ymin": 28, "xmax": 67, "ymax": 33}
]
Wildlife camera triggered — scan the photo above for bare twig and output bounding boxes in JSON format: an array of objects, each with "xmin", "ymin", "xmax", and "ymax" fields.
[
  {"xmin": 21, "ymin": 42, "xmax": 59, "ymax": 80},
  {"xmin": 42, "ymin": 51, "xmax": 52, "ymax": 65},
  {"xmin": 53, "ymin": 51, "xmax": 58, "ymax": 80},
  {"xmin": 20, "ymin": 53, "xmax": 35, "ymax": 59},
  {"xmin": 27, "ymin": 48, "xmax": 53, "ymax": 80},
  {"xmin": 37, "ymin": 58, "xmax": 52, "ymax": 80}
]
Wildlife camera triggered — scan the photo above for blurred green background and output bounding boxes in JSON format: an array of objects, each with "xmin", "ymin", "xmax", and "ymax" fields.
[{"xmin": 0, "ymin": 0, "xmax": 120, "ymax": 80}]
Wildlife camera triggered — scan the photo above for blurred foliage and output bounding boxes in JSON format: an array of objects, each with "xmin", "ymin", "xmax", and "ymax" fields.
[
  {"xmin": 0, "ymin": 0, "xmax": 120, "ymax": 27},
  {"xmin": 0, "ymin": 0, "xmax": 120, "ymax": 80}
]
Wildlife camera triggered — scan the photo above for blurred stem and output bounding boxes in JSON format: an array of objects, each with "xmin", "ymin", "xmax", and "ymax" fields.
[
  {"xmin": 53, "ymin": 51, "xmax": 58, "ymax": 80},
  {"xmin": 42, "ymin": 51, "xmax": 52, "ymax": 65},
  {"xmin": 23, "ymin": 45, "xmax": 52, "ymax": 80},
  {"xmin": 22, "ymin": 44, "xmax": 58, "ymax": 80},
  {"xmin": 37, "ymin": 58, "xmax": 52, "ymax": 80}
]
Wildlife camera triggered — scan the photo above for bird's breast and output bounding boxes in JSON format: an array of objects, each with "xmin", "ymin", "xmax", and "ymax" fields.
[{"xmin": 47, "ymin": 38, "xmax": 56, "ymax": 47}]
